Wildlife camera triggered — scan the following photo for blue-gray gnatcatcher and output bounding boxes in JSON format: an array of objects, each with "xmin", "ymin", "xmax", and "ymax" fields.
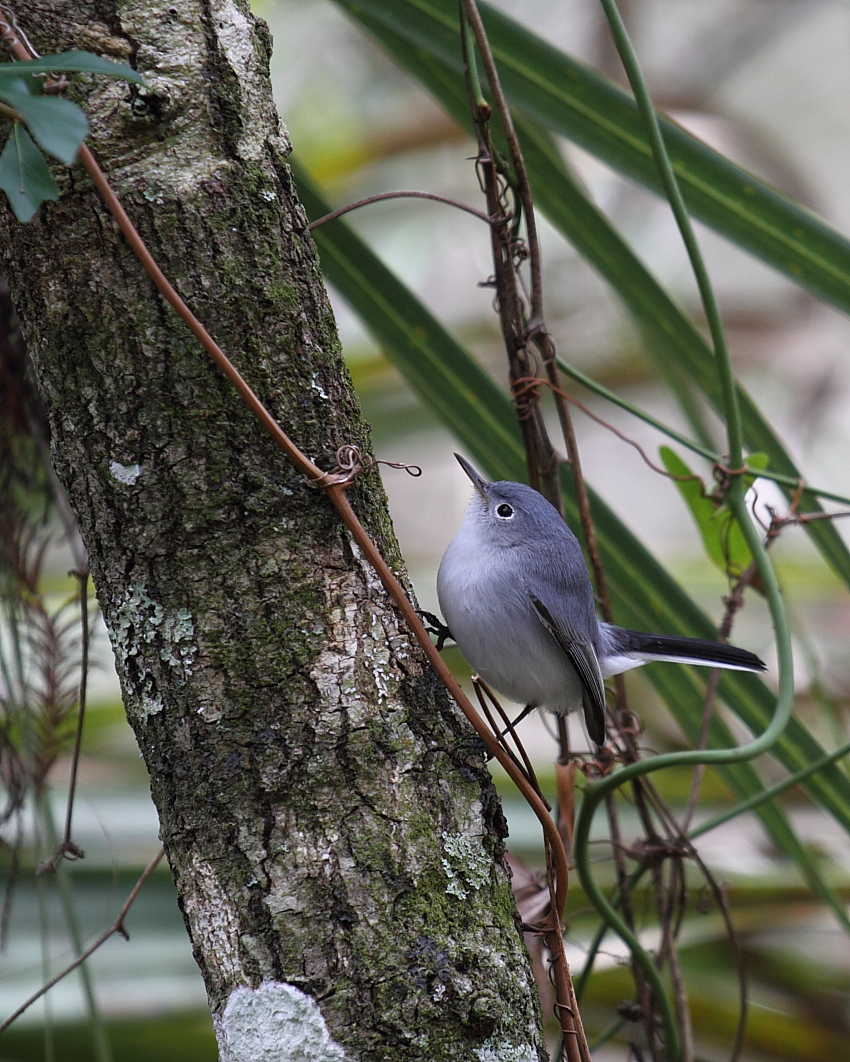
[{"xmin": 436, "ymin": 454, "xmax": 767, "ymax": 746}]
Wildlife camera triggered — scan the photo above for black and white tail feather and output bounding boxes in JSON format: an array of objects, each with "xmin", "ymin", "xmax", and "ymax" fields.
[{"xmin": 598, "ymin": 624, "xmax": 767, "ymax": 677}]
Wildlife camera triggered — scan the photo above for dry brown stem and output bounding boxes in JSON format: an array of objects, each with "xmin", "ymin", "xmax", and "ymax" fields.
[{"xmin": 0, "ymin": 848, "xmax": 165, "ymax": 1033}]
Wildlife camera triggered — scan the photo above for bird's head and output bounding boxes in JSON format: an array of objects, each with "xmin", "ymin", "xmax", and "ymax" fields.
[{"xmin": 454, "ymin": 453, "xmax": 568, "ymax": 547}]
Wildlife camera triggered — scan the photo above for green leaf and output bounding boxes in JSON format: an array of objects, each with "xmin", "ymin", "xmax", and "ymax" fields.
[
  {"xmin": 660, "ymin": 446, "xmax": 727, "ymax": 572},
  {"xmin": 0, "ymin": 80, "xmax": 88, "ymax": 164},
  {"xmin": 659, "ymin": 445, "xmax": 752, "ymax": 576},
  {"xmin": 0, "ymin": 124, "xmax": 59, "ymax": 222},
  {"xmin": 0, "ymin": 50, "xmax": 144, "ymax": 84},
  {"xmin": 344, "ymin": 8, "xmax": 850, "ymax": 594}
]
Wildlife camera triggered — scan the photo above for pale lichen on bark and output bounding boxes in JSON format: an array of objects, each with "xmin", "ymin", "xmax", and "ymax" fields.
[{"xmin": 216, "ymin": 981, "xmax": 348, "ymax": 1062}]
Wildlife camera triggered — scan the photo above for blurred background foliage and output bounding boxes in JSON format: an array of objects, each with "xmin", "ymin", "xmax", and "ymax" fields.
[{"xmin": 3, "ymin": 1, "xmax": 850, "ymax": 1060}]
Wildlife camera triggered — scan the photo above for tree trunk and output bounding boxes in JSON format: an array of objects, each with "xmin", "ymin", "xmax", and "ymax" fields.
[{"xmin": 0, "ymin": 1, "xmax": 545, "ymax": 1058}]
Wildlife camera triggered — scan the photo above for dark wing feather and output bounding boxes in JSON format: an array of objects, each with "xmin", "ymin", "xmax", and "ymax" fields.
[{"xmin": 529, "ymin": 594, "xmax": 607, "ymax": 746}]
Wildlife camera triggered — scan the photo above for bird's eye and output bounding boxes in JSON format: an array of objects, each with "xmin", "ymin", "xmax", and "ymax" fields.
[{"xmin": 496, "ymin": 503, "xmax": 514, "ymax": 519}]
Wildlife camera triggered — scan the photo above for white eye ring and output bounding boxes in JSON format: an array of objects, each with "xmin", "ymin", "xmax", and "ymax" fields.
[{"xmin": 496, "ymin": 503, "xmax": 514, "ymax": 519}]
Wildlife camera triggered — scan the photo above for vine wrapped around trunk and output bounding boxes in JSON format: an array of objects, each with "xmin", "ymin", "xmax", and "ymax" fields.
[{"xmin": 0, "ymin": 1, "xmax": 545, "ymax": 1057}]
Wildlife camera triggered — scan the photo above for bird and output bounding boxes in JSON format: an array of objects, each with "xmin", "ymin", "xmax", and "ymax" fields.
[{"xmin": 436, "ymin": 454, "xmax": 767, "ymax": 746}]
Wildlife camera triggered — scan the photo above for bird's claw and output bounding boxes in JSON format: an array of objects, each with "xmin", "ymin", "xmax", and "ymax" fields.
[{"xmin": 418, "ymin": 610, "xmax": 454, "ymax": 651}]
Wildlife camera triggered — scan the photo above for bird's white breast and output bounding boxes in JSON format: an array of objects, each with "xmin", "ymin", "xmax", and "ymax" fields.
[{"xmin": 436, "ymin": 528, "xmax": 585, "ymax": 713}]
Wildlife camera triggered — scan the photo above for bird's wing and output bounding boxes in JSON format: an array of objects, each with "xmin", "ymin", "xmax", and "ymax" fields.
[{"xmin": 528, "ymin": 593, "xmax": 607, "ymax": 746}]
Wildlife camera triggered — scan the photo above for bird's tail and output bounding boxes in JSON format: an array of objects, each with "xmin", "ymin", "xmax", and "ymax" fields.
[{"xmin": 602, "ymin": 626, "xmax": 767, "ymax": 675}]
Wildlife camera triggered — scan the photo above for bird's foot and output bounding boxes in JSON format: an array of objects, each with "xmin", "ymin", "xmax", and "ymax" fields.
[{"xmin": 418, "ymin": 610, "xmax": 454, "ymax": 651}]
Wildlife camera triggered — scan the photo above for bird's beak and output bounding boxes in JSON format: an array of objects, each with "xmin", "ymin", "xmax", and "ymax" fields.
[{"xmin": 454, "ymin": 453, "xmax": 490, "ymax": 502}]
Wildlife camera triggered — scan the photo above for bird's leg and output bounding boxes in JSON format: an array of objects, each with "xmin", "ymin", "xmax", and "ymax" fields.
[
  {"xmin": 418, "ymin": 610, "xmax": 454, "ymax": 651},
  {"xmin": 480, "ymin": 704, "xmax": 537, "ymax": 762},
  {"xmin": 501, "ymin": 703, "xmax": 536, "ymax": 736}
]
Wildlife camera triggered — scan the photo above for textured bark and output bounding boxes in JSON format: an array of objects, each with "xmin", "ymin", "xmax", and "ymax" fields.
[{"xmin": 0, "ymin": 1, "xmax": 546, "ymax": 1058}]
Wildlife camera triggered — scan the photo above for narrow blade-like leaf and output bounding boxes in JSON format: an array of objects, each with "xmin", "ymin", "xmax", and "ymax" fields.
[
  {"xmin": 336, "ymin": 0, "xmax": 850, "ymax": 317},
  {"xmin": 346, "ymin": 12, "xmax": 850, "ymax": 592}
]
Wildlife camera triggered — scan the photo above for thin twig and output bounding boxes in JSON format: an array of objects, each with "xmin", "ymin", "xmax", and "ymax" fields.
[
  {"xmin": 458, "ymin": 0, "xmax": 562, "ymax": 506},
  {"xmin": 0, "ymin": 847, "xmax": 165, "ymax": 1033},
  {"xmin": 652, "ymin": 859, "xmax": 692, "ymax": 1062},
  {"xmin": 475, "ymin": 125, "xmax": 548, "ymax": 493},
  {"xmin": 687, "ymin": 849, "xmax": 748, "ymax": 1062},
  {"xmin": 631, "ymin": 781, "xmax": 666, "ymax": 1059},
  {"xmin": 63, "ymin": 568, "xmax": 91, "ymax": 850},
  {"xmin": 471, "ymin": 678, "xmax": 533, "ymax": 786},
  {"xmin": 0, "ymin": 817, "xmax": 22, "ymax": 948},
  {"xmin": 665, "ymin": 864, "xmax": 694, "ymax": 1062},
  {"xmin": 460, "ymin": 0, "xmax": 543, "ymax": 328},
  {"xmin": 538, "ymin": 848, "xmax": 589, "ymax": 1062},
  {"xmin": 541, "ymin": 353, "xmax": 617, "ymax": 627},
  {"xmin": 472, "ymin": 676, "xmax": 544, "ymax": 797},
  {"xmin": 557, "ymin": 356, "xmax": 850, "ymax": 509},
  {"xmin": 606, "ymin": 793, "xmax": 637, "ymax": 933},
  {"xmin": 515, "ymin": 373, "xmax": 705, "ymax": 487},
  {"xmin": 555, "ymin": 758, "xmax": 577, "ymax": 855},
  {"xmin": 307, "ymin": 190, "xmax": 493, "ymax": 230}
]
